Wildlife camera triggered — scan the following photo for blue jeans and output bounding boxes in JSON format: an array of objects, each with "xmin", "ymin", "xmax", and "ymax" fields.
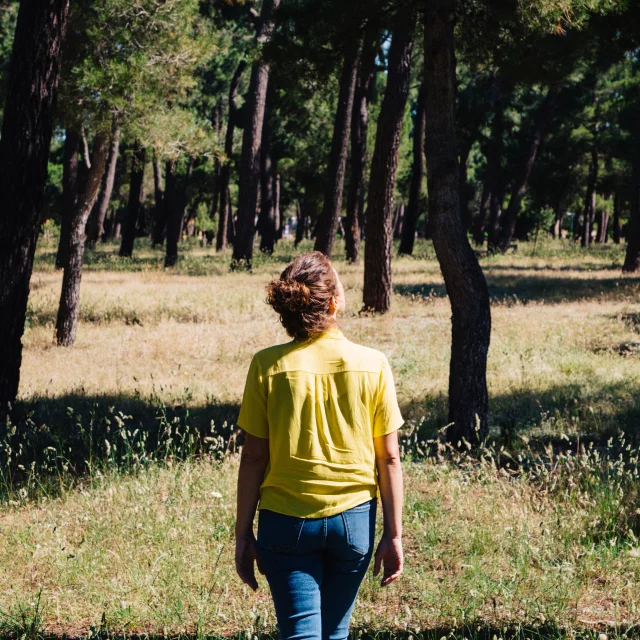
[{"xmin": 257, "ymin": 498, "xmax": 377, "ymax": 640}]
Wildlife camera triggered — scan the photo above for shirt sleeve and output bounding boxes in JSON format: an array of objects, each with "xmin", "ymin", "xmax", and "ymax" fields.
[
  {"xmin": 237, "ymin": 354, "xmax": 269, "ymax": 439},
  {"xmin": 372, "ymin": 354, "xmax": 404, "ymax": 438}
]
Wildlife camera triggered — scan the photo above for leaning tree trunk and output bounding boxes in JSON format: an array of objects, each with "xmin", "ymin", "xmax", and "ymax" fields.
[
  {"xmin": 119, "ymin": 146, "xmax": 146, "ymax": 258},
  {"xmin": 623, "ymin": 120, "xmax": 640, "ymax": 272},
  {"xmin": 0, "ymin": 0, "xmax": 70, "ymax": 407},
  {"xmin": 165, "ymin": 157, "xmax": 194, "ymax": 267},
  {"xmin": 399, "ymin": 81, "xmax": 427, "ymax": 256},
  {"xmin": 232, "ymin": 0, "xmax": 280, "ymax": 269},
  {"xmin": 424, "ymin": 1, "xmax": 491, "ymax": 446},
  {"xmin": 362, "ymin": 12, "xmax": 414, "ymax": 312},
  {"xmin": 345, "ymin": 30, "xmax": 377, "ymax": 264},
  {"xmin": 313, "ymin": 39, "xmax": 361, "ymax": 259},
  {"xmin": 87, "ymin": 121, "xmax": 121, "ymax": 249},
  {"xmin": 54, "ymin": 132, "xmax": 110, "ymax": 346},
  {"xmin": 56, "ymin": 128, "xmax": 80, "ymax": 269},
  {"xmin": 497, "ymin": 86, "xmax": 556, "ymax": 251}
]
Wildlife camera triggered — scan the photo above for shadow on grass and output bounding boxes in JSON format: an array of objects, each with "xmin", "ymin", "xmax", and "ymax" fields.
[
  {"xmin": 402, "ymin": 379, "xmax": 640, "ymax": 451},
  {"xmin": 394, "ymin": 271, "xmax": 640, "ymax": 305},
  {"xmin": 0, "ymin": 393, "xmax": 242, "ymax": 499},
  {"xmin": 2, "ymin": 376, "xmax": 639, "ymax": 499}
]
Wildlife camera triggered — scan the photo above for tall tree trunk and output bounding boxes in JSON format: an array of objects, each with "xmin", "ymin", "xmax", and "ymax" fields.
[
  {"xmin": 313, "ymin": 37, "xmax": 361, "ymax": 258},
  {"xmin": 232, "ymin": 0, "xmax": 280, "ymax": 269},
  {"xmin": 259, "ymin": 100, "xmax": 276, "ymax": 254},
  {"xmin": 623, "ymin": 120, "xmax": 640, "ymax": 272},
  {"xmin": 345, "ymin": 31, "xmax": 377, "ymax": 264},
  {"xmin": 458, "ymin": 141, "xmax": 473, "ymax": 232},
  {"xmin": 56, "ymin": 128, "xmax": 80, "ymax": 269},
  {"xmin": 54, "ymin": 132, "xmax": 110, "ymax": 346},
  {"xmin": 0, "ymin": 0, "xmax": 70, "ymax": 407},
  {"xmin": 295, "ymin": 200, "xmax": 305, "ymax": 247},
  {"xmin": 399, "ymin": 81, "xmax": 427, "ymax": 255},
  {"xmin": 485, "ymin": 82, "xmax": 510, "ymax": 250},
  {"xmin": 211, "ymin": 103, "xmax": 222, "ymax": 221},
  {"xmin": 472, "ymin": 176, "xmax": 490, "ymax": 246},
  {"xmin": 362, "ymin": 12, "xmax": 414, "ymax": 312},
  {"xmin": 218, "ymin": 61, "xmax": 247, "ymax": 253},
  {"xmin": 274, "ymin": 172, "xmax": 281, "ymax": 239},
  {"xmin": 151, "ymin": 151, "xmax": 164, "ymax": 242},
  {"xmin": 87, "ymin": 121, "xmax": 121, "ymax": 250},
  {"xmin": 423, "ymin": 1, "xmax": 491, "ymax": 446},
  {"xmin": 119, "ymin": 147, "xmax": 146, "ymax": 258},
  {"xmin": 165, "ymin": 157, "xmax": 194, "ymax": 267},
  {"xmin": 581, "ymin": 145, "xmax": 598, "ymax": 248},
  {"xmin": 613, "ymin": 193, "xmax": 621, "ymax": 244},
  {"xmin": 497, "ymin": 86, "xmax": 556, "ymax": 251}
]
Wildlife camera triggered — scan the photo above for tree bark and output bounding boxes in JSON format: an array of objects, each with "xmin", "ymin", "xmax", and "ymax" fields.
[
  {"xmin": 623, "ymin": 119, "xmax": 640, "ymax": 272},
  {"xmin": 151, "ymin": 151, "xmax": 164, "ymax": 243},
  {"xmin": 423, "ymin": 1, "xmax": 491, "ymax": 446},
  {"xmin": 56, "ymin": 128, "xmax": 80, "ymax": 269},
  {"xmin": 217, "ymin": 61, "xmax": 247, "ymax": 253},
  {"xmin": 54, "ymin": 132, "xmax": 110, "ymax": 346},
  {"xmin": 613, "ymin": 192, "xmax": 621, "ymax": 244},
  {"xmin": 458, "ymin": 141, "xmax": 473, "ymax": 232},
  {"xmin": 0, "ymin": 0, "xmax": 70, "ymax": 407},
  {"xmin": 232, "ymin": 0, "xmax": 280, "ymax": 269},
  {"xmin": 259, "ymin": 100, "xmax": 276, "ymax": 254},
  {"xmin": 119, "ymin": 147, "xmax": 146, "ymax": 258},
  {"xmin": 399, "ymin": 81, "xmax": 427, "ymax": 255},
  {"xmin": 485, "ymin": 82, "xmax": 510, "ymax": 250},
  {"xmin": 497, "ymin": 86, "xmax": 556, "ymax": 250},
  {"xmin": 165, "ymin": 157, "xmax": 194, "ymax": 267},
  {"xmin": 87, "ymin": 121, "xmax": 121, "ymax": 249},
  {"xmin": 345, "ymin": 31, "xmax": 377, "ymax": 264},
  {"xmin": 581, "ymin": 145, "xmax": 598, "ymax": 248},
  {"xmin": 313, "ymin": 38, "xmax": 361, "ymax": 258},
  {"xmin": 362, "ymin": 12, "xmax": 414, "ymax": 312},
  {"xmin": 211, "ymin": 103, "xmax": 222, "ymax": 221},
  {"xmin": 472, "ymin": 176, "xmax": 490, "ymax": 246}
]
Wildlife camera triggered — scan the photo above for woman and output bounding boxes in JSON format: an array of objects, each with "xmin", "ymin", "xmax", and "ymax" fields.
[{"xmin": 235, "ymin": 251, "xmax": 404, "ymax": 640}]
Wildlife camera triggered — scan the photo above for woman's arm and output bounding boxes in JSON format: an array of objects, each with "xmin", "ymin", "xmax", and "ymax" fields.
[
  {"xmin": 373, "ymin": 430, "xmax": 404, "ymax": 586},
  {"xmin": 235, "ymin": 433, "xmax": 270, "ymax": 591}
]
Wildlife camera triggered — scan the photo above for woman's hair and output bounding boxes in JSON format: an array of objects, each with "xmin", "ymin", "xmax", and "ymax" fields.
[{"xmin": 266, "ymin": 251, "xmax": 338, "ymax": 341}]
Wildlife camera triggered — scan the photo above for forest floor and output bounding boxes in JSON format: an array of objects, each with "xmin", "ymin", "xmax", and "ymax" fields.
[{"xmin": 1, "ymin": 237, "xmax": 639, "ymax": 639}]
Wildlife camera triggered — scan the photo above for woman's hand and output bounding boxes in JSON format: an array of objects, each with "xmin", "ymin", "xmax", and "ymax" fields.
[
  {"xmin": 235, "ymin": 533, "xmax": 263, "ymax": 591},
  {"xmin": 373, "ymin": 534, "xmax": 404, "ymax": 586}
]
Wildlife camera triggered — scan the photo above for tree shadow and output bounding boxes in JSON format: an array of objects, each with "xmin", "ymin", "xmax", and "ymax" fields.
[
  {"xmin": 1, "ymin": 393, "xmax": 242, "ymax": 495},
  {"xmin": 401, "ymin": 379, "xmax": 640, "ymax": 453},
  {"xmin": 393, "ymin": 271, "xmax": 640, "ymax": 305}
]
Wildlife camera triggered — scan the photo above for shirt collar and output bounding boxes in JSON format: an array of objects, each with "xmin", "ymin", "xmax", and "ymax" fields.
[{"xmin": 320, "ymin": 327, "xmax": 345, "ymax": 340}]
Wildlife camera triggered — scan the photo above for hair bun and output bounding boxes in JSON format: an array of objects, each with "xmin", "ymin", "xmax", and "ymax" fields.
[{"xmin": 267, "ymin": 278, "xmax": 311, "ymax": 314}]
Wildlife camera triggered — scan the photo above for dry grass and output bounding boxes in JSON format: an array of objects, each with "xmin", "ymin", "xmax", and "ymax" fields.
[
  {"xmin": 1, "ymin": 237, "xmax": 639, "ymax": 638},
  {"xmin": 1, "ymin": 453, "xmax": 638, "ymax": 637}
]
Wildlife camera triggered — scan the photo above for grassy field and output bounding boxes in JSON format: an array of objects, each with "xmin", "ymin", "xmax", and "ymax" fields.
[{"xmin": 1, "ymin": 237, "xmax": 639, "ymax": 639}]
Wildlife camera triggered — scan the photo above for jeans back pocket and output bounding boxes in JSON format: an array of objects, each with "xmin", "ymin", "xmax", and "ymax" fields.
[
  {"xmin": 257, "ymin": 509, "xmax": 305, "ymax": 552},
  {"xmin": 340, "ymin": 499, "xmax": 376, "ymax": 555}
]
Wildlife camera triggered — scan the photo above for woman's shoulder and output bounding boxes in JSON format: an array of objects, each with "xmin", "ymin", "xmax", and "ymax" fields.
[
  {"xmin": 340, "ymin": 336, "xmax": 390, "ymax": 372},
  {"xmin": 250, "ymin": 339, "xmax": 301, "ymax": 372}
]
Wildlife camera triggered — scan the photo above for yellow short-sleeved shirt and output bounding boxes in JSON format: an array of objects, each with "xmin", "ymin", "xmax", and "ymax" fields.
[{"xmin": 237, "ymin": 328, "xmax": 404, "ymax": 518}]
